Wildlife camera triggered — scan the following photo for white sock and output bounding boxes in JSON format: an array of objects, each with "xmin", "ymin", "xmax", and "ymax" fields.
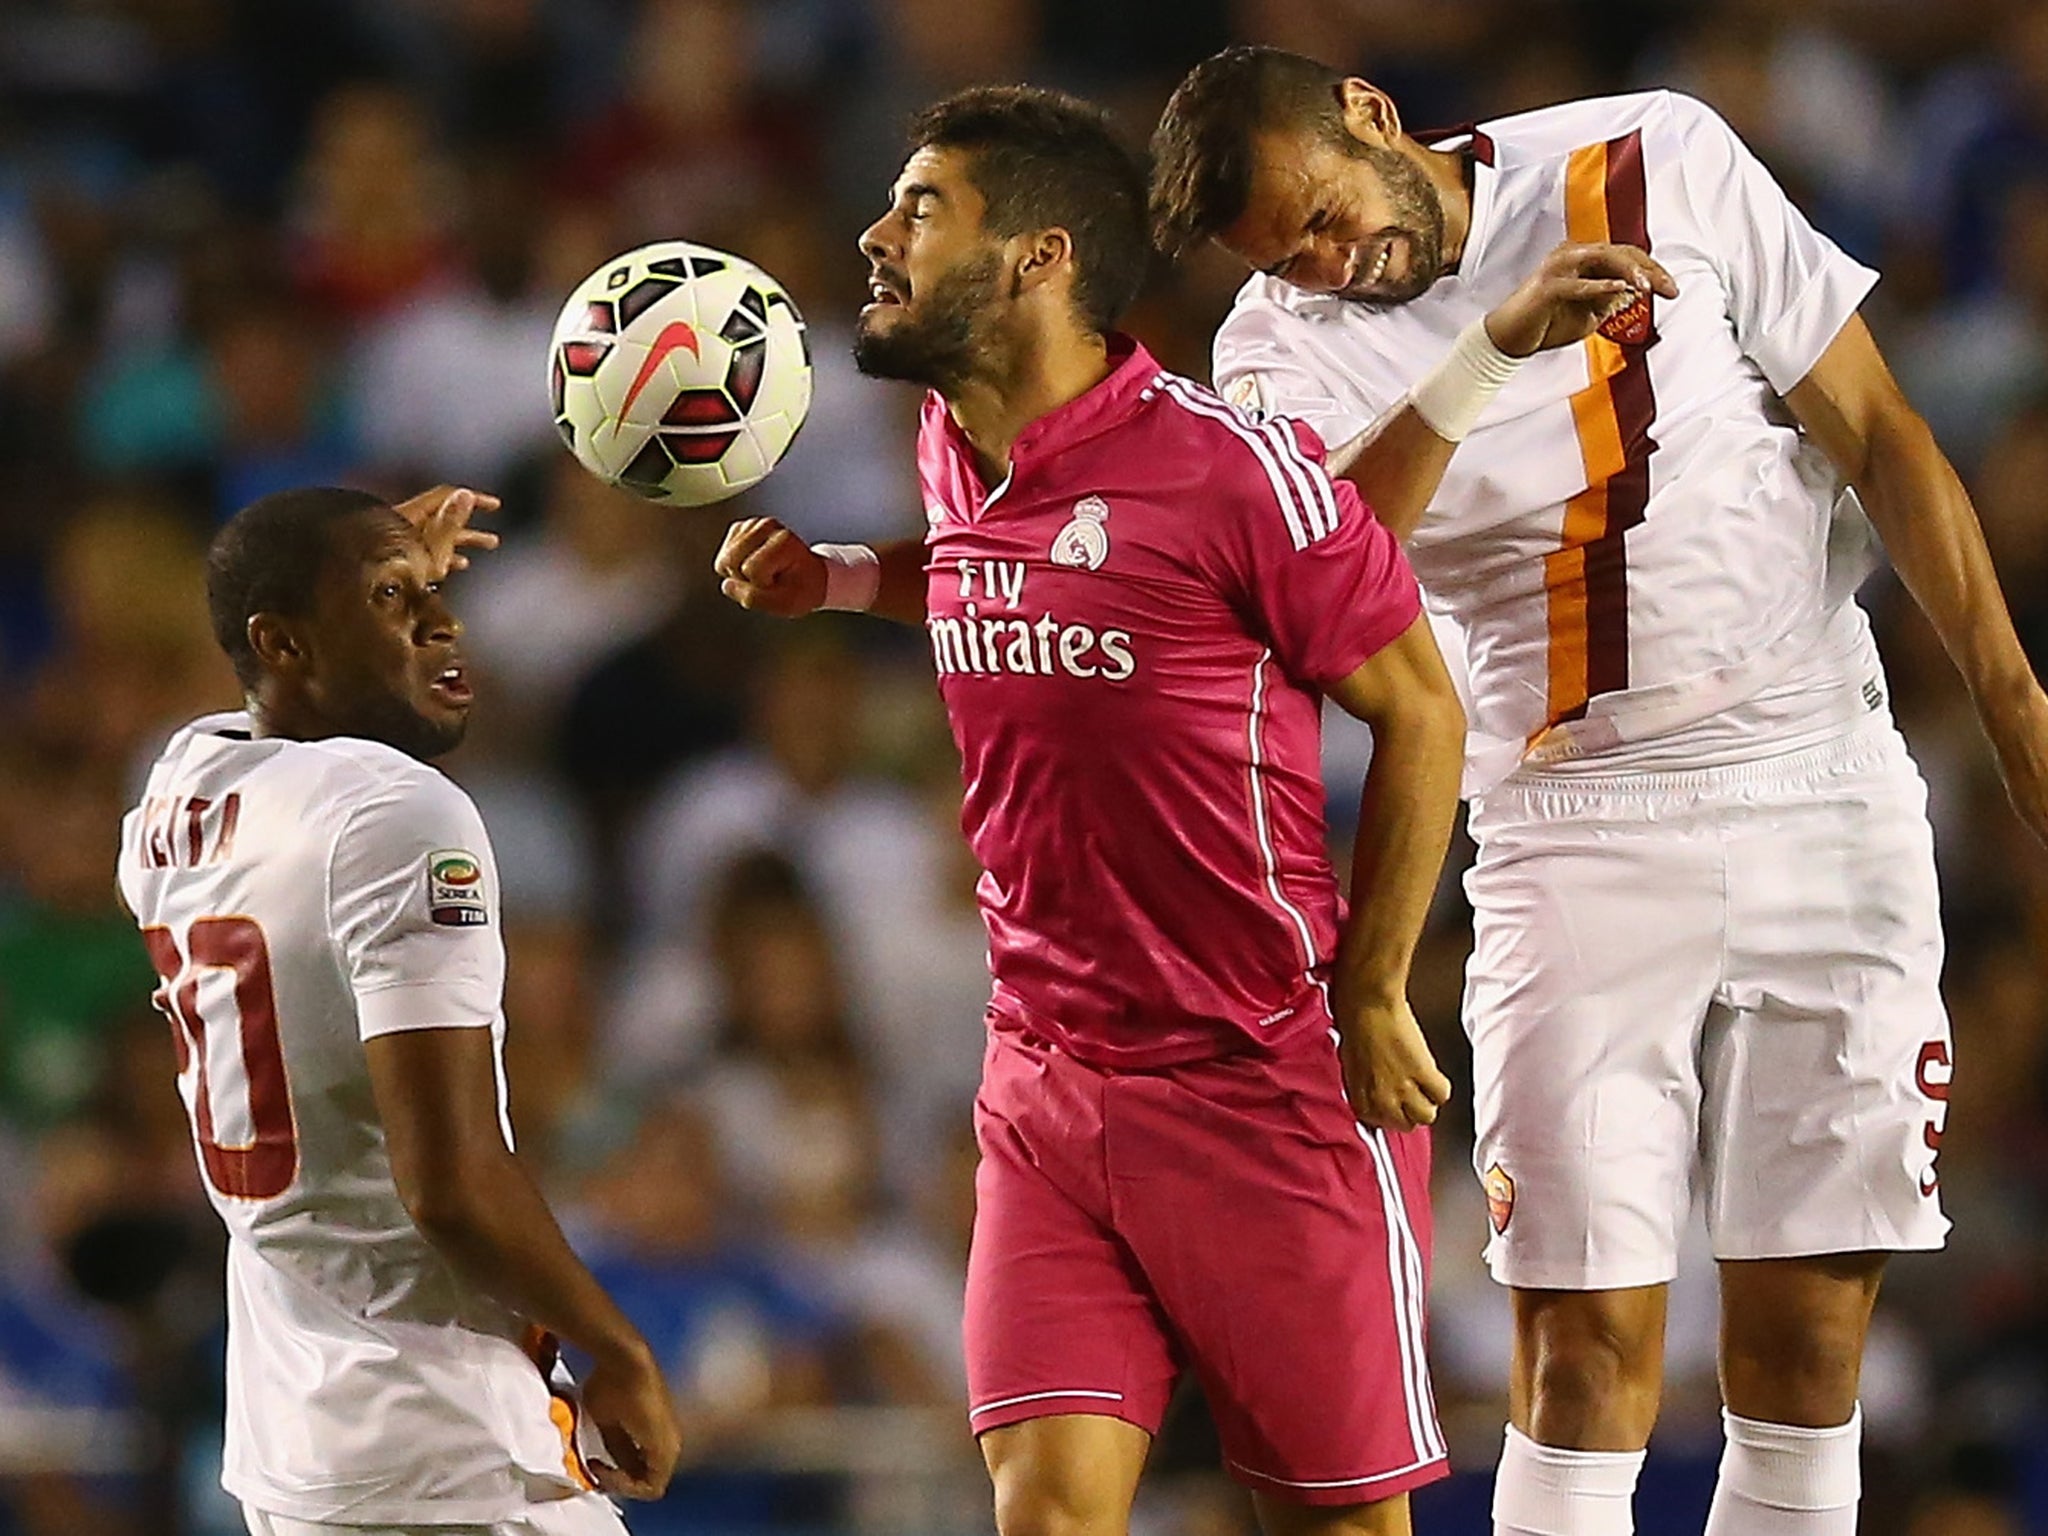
[
  {"xmin": 1493, "ymin": 1423, "xmax": 1646, "ymax": 1536},
  {"xmin": 1703, "ymin": 1405, "xmax": 1862, "ymax": 1536}
]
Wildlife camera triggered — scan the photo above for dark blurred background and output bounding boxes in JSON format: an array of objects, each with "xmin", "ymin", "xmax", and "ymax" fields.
[{"xmin": 1, "ymin": 1, "xmax": 2045, "ymax": 1532}]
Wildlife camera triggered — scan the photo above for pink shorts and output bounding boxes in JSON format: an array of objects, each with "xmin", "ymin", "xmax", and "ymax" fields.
[{"xmin": 965, "ymin": 1023, "xmax": 1447, "ymax": 1506}]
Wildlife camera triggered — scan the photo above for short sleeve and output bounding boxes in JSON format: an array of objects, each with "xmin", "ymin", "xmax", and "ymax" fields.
[
  {"xmin": 1202, "ymin": 415, "xmax": 1423, "ymax": 689},
  {"xmin": 1668, "ymin": 92, "xmax": 1877, "ymax": 394},
  {"xmin": 1212, "ymin": 296, "xmax": 1385, "ymax": 447},
  {"xmin": 328, "ymin": 768, "xmax": 505, "ymax": 1041}
]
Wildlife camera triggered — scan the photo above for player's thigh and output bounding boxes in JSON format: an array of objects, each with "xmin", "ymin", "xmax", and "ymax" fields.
[
  {"xmin": 1111, "ymin": 1038, "xmax": 1447, "ymax": 1505},
  {"xmin": 966, "ymin": 1031, "xmax": 1180, "ymax": 1442},
  {"xmin": 1254, "ymin": 1490, "xmax": 1412, "ymax": 1536},
  {"xmin": 1462, "ymin": 793, "xmax": 1725, "ymax": 1290},
  {"xmin": 1705, "ymin": 752, "xmax": 1950, "ymax": 1262},
  {"xmin": 981, "ymin": 1413, "xmax": 1151, "ymax": 1534}
]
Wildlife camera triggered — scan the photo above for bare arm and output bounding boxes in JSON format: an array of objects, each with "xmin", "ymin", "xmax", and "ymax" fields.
[
  {"xmin": 1331, "ymin": 242, "xmax": 1679, "ymax": 540},
  {"xmin": 1324, "ymin": 406, "xmax": 1458, "ymax": 544},
  {"xmin": 365, "ymin": 1026, "xmax": 682, "ymax": 1499},
  {"xmin": 715, "ymin": 518, "xmax": 927, "ymax": 625},
  {"xmin": 1321, "ymin": 612, "xmax": 1467, "ymax": 1129},
  {"xmin": 1785, "ymin": 315, "xmax": 2048, "ymax": 842}
]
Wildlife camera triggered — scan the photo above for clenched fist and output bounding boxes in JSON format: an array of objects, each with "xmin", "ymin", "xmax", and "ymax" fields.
[{"xmin": 715, "ymin": 517, "xmax": 828, "ymax": 617}]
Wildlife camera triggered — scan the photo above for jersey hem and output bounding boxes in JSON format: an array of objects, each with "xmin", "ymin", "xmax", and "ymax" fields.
[
  {"xmin": 224, "ymin": 1473, "xmax": 586, "ymax": 1526},
  {"xmin": 1492, "ymin": 711, "xmax": 1903, "ymax": 798},
  {"xmin": 1707, "ymin": 1228, "xmax": 1950, "ymax": 1262},
  {"xmin": 1225, "ymin": 1450, "xmax": 1450, "ymax": 1506},
  {"xmin": 1752, "ymin": 260, "xmax": 1878, "ymax": 396},
  {"xmin": 967, "ymin": 1394, "xmax": 1165, "ymax": 1440},
  {"xmin": 355, "ymin": 979, "xmax": 499, "ymax": 1038},
  {"xmin": 1309, "ymin": 585, "xmax": 1424, "ymax": 690}
]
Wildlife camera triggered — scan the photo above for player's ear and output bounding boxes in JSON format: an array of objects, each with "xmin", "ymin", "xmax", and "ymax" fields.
[
  {"xmin": 247, "ymin": 613, "xmax": 308, "ymax": 676},
  {"xmin": 1336, "ymin": 79, "xmax": 1401, "ymax": 148},
  {"xmin": 1013, "ymin": 227, "xmax": 1076, "ymax": 300}
]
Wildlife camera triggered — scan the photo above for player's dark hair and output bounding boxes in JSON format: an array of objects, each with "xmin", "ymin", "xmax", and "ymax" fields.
[
  {"xmin": 907, "ymin": 85, "xmax": 1151, "ymax": 334},
  {"xmin": 207, "ymin": 486, "xmax": 390, "ymax": 690},
  {"xmin": 1149, "ymin": 46, "xmax": 1355, "ymax": 261}
]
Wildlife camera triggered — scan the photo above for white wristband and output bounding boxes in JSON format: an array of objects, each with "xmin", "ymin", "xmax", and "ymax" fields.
[
  {"xmin": 814, "ymin": 542, "xmax": 881, "ymax": 613},
  {"xmin": 1407, "ymin": 319, "xmax": 1524, "ymax": 443}
]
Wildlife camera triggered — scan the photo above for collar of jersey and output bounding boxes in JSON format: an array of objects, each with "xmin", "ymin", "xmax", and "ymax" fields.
[
  {"xmin": 1458, "ymin": 143, "xmax": 1499, "ymax": 275},
  {"xmin": 1420, "ymin": 129, "xmax": 1499, "ymax": 280},
  {"xmin": 931, "ymin": 333, "xmax": 1158, "ymax": 485},
  {"xmin": 191, "ymin": 709, "xmax": 256, "ymax": 742}
]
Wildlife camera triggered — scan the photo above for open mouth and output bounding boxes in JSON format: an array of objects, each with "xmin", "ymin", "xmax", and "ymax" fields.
[
  {"xmin": 429, "ymin": 663, "xmax": 473, "ymax": 706},
  {"xmin": 864, "ymin": 272, "xmax": 907, "ymax": 310},
  {"xmin": 1347, "ymin": 234, "xmax": 1404, "ymax": 292}
]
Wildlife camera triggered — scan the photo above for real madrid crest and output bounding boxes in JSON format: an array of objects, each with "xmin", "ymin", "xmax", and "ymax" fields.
[{"xmin": 1051, "ymin": 495, "xmax": 1111, "ymax": 571}]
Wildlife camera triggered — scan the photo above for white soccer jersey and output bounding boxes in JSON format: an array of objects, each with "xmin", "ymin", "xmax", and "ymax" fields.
[
  {"xmin": 117, "ymin": 713, "xmax": 590, "ymax": 1524},
  {"xmin": 1215, "ymin": 91, "xmax": 1889, "ymax": 791}
]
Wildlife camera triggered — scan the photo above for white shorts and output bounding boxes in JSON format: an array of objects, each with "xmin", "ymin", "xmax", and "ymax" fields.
[
  {"xmin": 1462, "ymin": 719, "xmax": 1952, "ymax": 1291},
  {"xmin": 242, "ymin": 1493, "xmax": 628, "ymax": 1536}
]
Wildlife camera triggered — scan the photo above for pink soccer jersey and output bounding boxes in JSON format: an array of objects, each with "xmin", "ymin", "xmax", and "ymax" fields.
[{"xmin": 916, "ymin": 338, "xmax": 1421, "ymax": 1068}]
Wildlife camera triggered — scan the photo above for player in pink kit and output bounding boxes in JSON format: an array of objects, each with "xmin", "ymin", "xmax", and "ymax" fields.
[{"xmin": 718, "ymin": 86, "xmax": 1667, "ymax": 1535}]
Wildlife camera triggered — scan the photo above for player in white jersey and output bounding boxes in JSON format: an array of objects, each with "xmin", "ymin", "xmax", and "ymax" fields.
[
  {"xmin": 118, "ymin": 486, "xmax": 681, "ymax": 1536},
  {"xmin": 1151, "ymin": 47, "xmax": 2048, "ymax": 1536}
]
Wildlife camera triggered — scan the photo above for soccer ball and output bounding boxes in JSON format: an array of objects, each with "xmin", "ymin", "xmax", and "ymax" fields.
[{"xmin": 547, "ymin": 241, "xmax": 813, "ymax": 507}]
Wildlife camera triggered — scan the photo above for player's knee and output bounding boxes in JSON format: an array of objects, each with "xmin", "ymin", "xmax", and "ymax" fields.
[
  {"xmin": 1719, "ymin": 1256, "xmax": 1882, "ymax": 1424},
  {"xmin": 1722, "ymin": 1312, "xmax": 1867, "ymax": 1423},
  {"xmin": 1528, "ymin": 1332, "xmax": 1653, "ymax": 1410},
  {"xmin": 1522, "ymin": 1298, "xmax": 1663, "ymax": 1444}
]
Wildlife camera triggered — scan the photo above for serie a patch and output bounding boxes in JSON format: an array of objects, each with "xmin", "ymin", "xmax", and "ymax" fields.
[{"xmin": 427, "ymin": 849, "xmax": 489, "ymax": 927}]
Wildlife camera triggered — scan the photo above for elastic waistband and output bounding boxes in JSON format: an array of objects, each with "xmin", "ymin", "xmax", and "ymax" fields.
[{"xmin": 1490, "ymin": 715, "xmax": 1906, "ymax": 800}]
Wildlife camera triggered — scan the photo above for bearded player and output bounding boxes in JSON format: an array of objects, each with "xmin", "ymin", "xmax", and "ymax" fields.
[
  {"xmin": 1152, "ymin": 45, "xmax": 2048, "ymax": 1536},
  {"xmin": 119, "ymin": 485, "xmax": 681, "ymax": 1536},
  {"xmin": 716, "ymin": 85, "xmax": 1669, "ymax": 1535}
]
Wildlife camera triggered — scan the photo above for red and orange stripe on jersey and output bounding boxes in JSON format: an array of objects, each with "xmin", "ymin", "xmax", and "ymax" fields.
[{"xmin": 1548, "ymin": 128, "xmax": 1657, "ymax": 733}]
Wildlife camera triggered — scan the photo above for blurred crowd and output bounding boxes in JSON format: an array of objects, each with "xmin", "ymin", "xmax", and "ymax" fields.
[{"xmin": 1, "ymin": 0, "xmax": 2047, "ymax": 1533}]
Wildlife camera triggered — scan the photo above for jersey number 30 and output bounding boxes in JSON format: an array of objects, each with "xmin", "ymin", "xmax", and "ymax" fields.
[{"xmin": 142, "ymin": 918, "xmax": 298, "ymax": 1200}]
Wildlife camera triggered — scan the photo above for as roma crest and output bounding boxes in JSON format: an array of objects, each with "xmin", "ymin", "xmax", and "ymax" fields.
[
  {"xmin": 1598, "ymin": 287, "xmax": 1654, "ymax": 347},
  {"xmin": 1483, "ymin": 1162, "xmax": 1516, "ymax": 1235}
]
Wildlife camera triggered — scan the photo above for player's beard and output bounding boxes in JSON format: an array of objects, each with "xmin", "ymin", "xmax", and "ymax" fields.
[
  {"xmin": 351, "ymin": 688, "xmax": 468, "ymax": 761},
  {"xmin": 853, "ymin": 250, "xmax": 1005, "ymax": 395},
  {"xmin": 1341, "ymin": 141, "xmax": 1448, "ymax": 308}
]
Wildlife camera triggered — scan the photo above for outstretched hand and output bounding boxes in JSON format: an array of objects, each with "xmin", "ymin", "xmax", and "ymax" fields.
[
  {"xmin": 393, "ymin": 484, "xmax": 503, "ymax": 580},
  {"xmin": 1485, "ymin": 241, "xmax": 1678, "ymax": 358},
  {"xmin": 715, "ymin": 516, "xmax": 828, "ymax": 617}
]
